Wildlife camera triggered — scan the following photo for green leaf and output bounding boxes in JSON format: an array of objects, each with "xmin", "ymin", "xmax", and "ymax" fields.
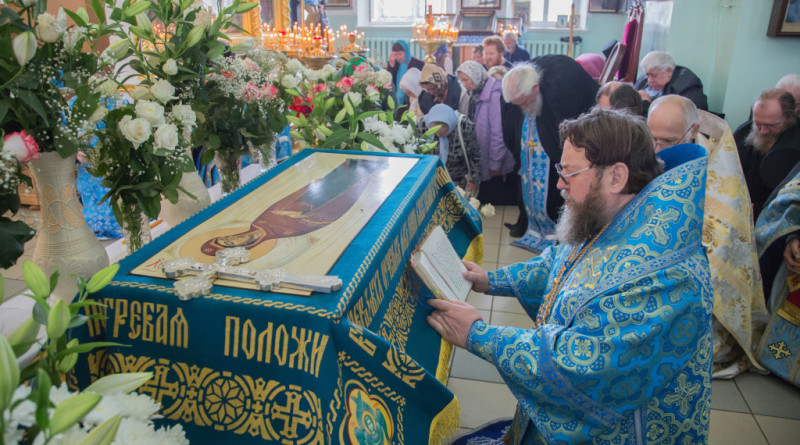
[
  {"xmin": 47, "ymin": 299, "xmax": 71, "ymax": 340},
  {"xmin": 86, "ymin": 263, "xmax": 119, "ymax": 295},
  {"xmin": 184, "ymin": 24, "xmax": 207, "ymax": 49},
  {"xmin": 0, "ymin": 218, "xmax": 34, "ymax": 269},
  {"xmin": 0, "ymin": 335, "xmax": 20, "ymax": 413},
  {"xmin": 49, "ymin": 392, "xmax": 101, "ymax": 435},
  {"xmin": 64, "ymin": 9, "xmax": 89, "ymax": 28},
  {"xmin": 90, "ymin": 0, "xmax": 106, "ymax": 23},
  {"xmin": 123, "ymin": 1, "xmax": 151, "ymax": 17},
  {"xmin": 85, "ymin": 372, "xmax": 153, "ymax": 395},
  {"xmin": 23, "ymin": 261, "xmax": 50, "ymax": 300},
  {"xmin": 208, "ymin": 134, "xmax": 221, "ymax": 149},
  {"xmin": 356, "ymin": 110, "xmax": 384, "ymax": 121},
  {"xmin": 387, "ymin": 95, "xmax": 395, "ymax": 111},
  {"xmin": 357, "ymin": 132, "xmax": 385, "ymax": 150},
  {"xmin": 78, "ymin": 415, "xmax": 121, "ymax": 445},
  {"xmin": 286, "ymin": 115, "xmax": 303, "ymax": 126},
  {"xmin": 49, "ymin": 268, "xmax": 60, "ymax": 294},
  {"xmin": 235, "ymin": 2, "xmax": 258, "ymax": 13},
  {"xmin": 333, "ymin": 108, "xmax": 347, "ymax": 124},
  {"xmin": 8, "ymin": 318, "xmax": 39, "ymax": 356},
  {"xmin": 322, "ymin": 129, "xmax": 351, "ymax": 149},
  {"xmin": 0, "ymin": 99, "xmax": 8, "ymax": 125},
  {"xmin": 34, "ymin": 368, "xmax": 51, "ymax": 430}
]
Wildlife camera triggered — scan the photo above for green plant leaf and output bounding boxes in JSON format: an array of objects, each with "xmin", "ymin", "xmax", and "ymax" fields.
[
  {"xmin": 49, "ymin": 268, "xmax": 60, "ymax": 294},
  {"xmin": 34, "ymin": 368, "xmax": 52, "ymax": 430},
  {"xmin": 90, "ymin": 0, "xmax": 106, "ymax": 23},
  {"xmin": 184, "ymin": 24, "xmax": 207, "ymax": 49},
  {"xmin": 85, "ymin": 372, "xmax": 153, "ymax": 395},
  {"xmin": 0, "ymin": 335, "xmax": 20, "ymax": 413},
  {"xmin": 64, "ymin": 9, "xmax": 89, "ymax": 28},
  {"xmin": 235, "ymin": 2, "xmax": 258, "ymax": 13},
  {"xmin": 123, "ymin": 1, "xmax": 151, "ymax": 17},
  {"xmin": 78, "ymin": 415, "xmax": 121, "ymax": 445},
  {"xmin": 23, "ymin": 261, "xmax": 50, "ymax": 300},
  {"xmin": 356, "ymin": 132, "xmax": 385, "ymax": 150},
  {"xmin": 333, "ymin": 108, "xmax": 347, "ymax": 124},
  {"xmin": 47, "ymin": 299, "xmax": 71, "ymax": 341},
  {"xmin": 8, "ymin": 318, "xmax": 40, "ymax": 356},
  {"xmin": 49, "ymin": 392, "xmax": 101, "ymax": 435}
]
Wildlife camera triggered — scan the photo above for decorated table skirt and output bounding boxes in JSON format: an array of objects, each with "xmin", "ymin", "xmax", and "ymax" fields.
[{"xmin": 69, "ymin": 149, "xmax": 484, "ymax": 444}]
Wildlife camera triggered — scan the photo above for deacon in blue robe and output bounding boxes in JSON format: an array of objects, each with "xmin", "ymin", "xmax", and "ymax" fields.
[{"xmin": 429, "ymin": 109, "xmax": 713, "ymax": 444}]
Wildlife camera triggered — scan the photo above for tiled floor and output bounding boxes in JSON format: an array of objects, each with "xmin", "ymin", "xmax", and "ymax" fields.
[
  {"xmin": 3, "ymin": 205, "xmax": 800, "ymax": 444},
  {"xmin": 445, "ymin": 205, "xmax": 800, "ymax": 445}
]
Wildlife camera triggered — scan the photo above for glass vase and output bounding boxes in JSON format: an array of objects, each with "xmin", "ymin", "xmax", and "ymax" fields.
[
  {"xmin": 215, "ymin": 150, "xmax": 241, "ymax": 195},
  {"xmin": 119, "ymin": 200, "xmax": 151, "ymax": 254}
]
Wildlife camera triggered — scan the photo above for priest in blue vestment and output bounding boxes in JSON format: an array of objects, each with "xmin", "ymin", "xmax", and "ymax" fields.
[{"xmin": 429, "ymin": 109, "xmax": 713, "ymax": 444}]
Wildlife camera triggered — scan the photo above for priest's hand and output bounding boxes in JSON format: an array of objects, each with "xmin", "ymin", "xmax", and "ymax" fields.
[
  {"xmin": 784, "ymin": 238, "xmax": 800, "ymax": 274},
  {"xmin": 427, "ymin": 299, "xmax": 483, "ymax": 349},
  {"xmin": 462, "ymin": 260, "xmax": 490, "ymax": 293},
  {"xmin": 638, "ymin": 90, "xmax": 651, "ymax": 101}
]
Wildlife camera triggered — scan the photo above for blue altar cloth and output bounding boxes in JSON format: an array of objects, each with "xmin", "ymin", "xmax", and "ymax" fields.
[{"xmin": 70, "ymin": 150, "xmax": 483, "ymax": 444}]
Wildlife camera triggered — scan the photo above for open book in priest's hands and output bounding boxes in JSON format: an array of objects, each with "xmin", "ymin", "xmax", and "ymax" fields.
[{"xmin": 409, "ymin": 226, "xmax": 473, "ymax": 302}]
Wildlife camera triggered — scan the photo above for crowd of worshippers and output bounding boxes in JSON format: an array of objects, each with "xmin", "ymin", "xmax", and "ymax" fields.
[{"xmin": 383, "ymin": 36, "xmax": 800, "ymax": 443}]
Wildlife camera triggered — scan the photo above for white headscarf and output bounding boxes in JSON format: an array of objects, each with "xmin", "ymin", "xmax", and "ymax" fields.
[
  {"xmin": 424, "ymin": 104, "xmax": 458, "ymax": 163},
  {"xmin": 399, "ymin": 68, "xmax": 422, "ymax": 98}
]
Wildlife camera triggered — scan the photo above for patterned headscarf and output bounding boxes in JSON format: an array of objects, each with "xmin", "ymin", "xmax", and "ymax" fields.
[
  {"xmin": 424, "ymin": 104, "xmax": 458, "ymax": 163},
  {"xmin": 420, "ymin": 64, "xmax": 448, "ymax": 103},
  {"xmin": 456, "ymin": 61, "xmax": 488, "ymax": 118}
]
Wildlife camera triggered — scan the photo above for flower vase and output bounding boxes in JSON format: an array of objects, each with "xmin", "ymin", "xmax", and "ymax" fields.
[
  {"xmin": 119, "ymin": 200, "xmax": 151, "ymax": 254},
  {"xmin": 29, "ymin": 152, "xmax": 110, "ymax": 302},
  {"xmin": 215, "ymin": 150, "xmax": 241, "ymax": 194},
  {"xmin": 160, "ymin": 152, "xmax": 211, "ymax": 226}
]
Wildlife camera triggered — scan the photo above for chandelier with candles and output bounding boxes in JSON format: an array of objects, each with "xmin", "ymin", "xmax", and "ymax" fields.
[{"xmin": 411, "ymin": 5, "xmax": 459, "ymax": 64}]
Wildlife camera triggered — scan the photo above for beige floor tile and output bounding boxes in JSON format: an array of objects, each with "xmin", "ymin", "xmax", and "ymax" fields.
[
  {"xmin": 735, "ymin": 372, "xmax": 800, "ymax": 420},
  {"xmin": 482, "ymin": 243, "xmax": 500, "ymax": 265},
  {"xmin": 447, "ymin": 378, "xmax": 518, "ymax": 429},
  {"xmin": 711, "ymin": 379, "xmax": 749, "ymax": 413},
  {"xmin": 490, "ymin": 311, "xmax": 534, "ymax": 330},
  {"xmin": 709, "ymin": 410, "xmax": 768, "ymax": 445},
  {"xmin": 502, "ymin": 206, "xmax": 519, "ymax": 221},
  {"xmin": 492, "ymin": 296, "xmax": 528, "ymax": 315},
  {"xmin": 450, "ymin": 348, "xmax": 504, "ymax": 384},
  {"xmin": 498, "ymin": 244, "xmax": 535, "ymax": 265},
  {"xmin": 482, "ymin": 226, "xmax": 501, "ymax": 245},
  {"xmin": 466, "ymin": 291, "xmax": 493, "ymax": 311},
  {"xmin": 754, "ymin": 415, "xmax": 800, "ymax": 445},
  {"xmin": 481, "ymin": 211, "xmax": 503, "ymax": 229},
  {"xmin": 500, "ymin": 228, "xmax": 524, "ymax": 246}
]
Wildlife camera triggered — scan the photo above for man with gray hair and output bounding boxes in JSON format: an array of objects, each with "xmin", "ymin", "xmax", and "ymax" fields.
[
  {"xmin": 734, "ymin": 89, "xmax": 800, "ymax": 217},
  {"xmin": 503, "ymin": 31, "xmax": 530, "ymax": 64},
  {"xmin": 649, "ymin": 94, "xmax": 769, "ymax": 378},
  {"xmin": 500, "ymin": 56, "xmax": 598, "ymax": 251},
  {"xmin": 776, "ymin": 74, "xmax": 800, "ymax": 115},
  {"xmin": 634, "ymin": 50, "xmax": 708, "ymax": 111}
]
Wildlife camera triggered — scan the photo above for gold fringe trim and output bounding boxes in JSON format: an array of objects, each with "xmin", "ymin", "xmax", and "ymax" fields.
[
  {"xmin": 436, "ymin": 338, "xmax": 454, "ymax": 385},
  {"xmin": 428, "ymin": 395, "xmax": 461, "ymax": 445},
  {"xmin": 778, "ymin": 300, "xmax": 800, "ymax": 326},
  {"xmin": 463, "ymin": 234, "xmax": 484, "ymax": 265}
]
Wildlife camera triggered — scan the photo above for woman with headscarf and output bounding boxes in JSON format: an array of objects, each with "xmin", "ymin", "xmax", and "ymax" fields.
[
  {"xmin": 457, "ymin": 61, "xmax": 516, "ymax": 204},
  {"xmin": 396, "ymin": 68, "xmax": 423, "ymax": 120},
  {"xmin": 417, "ymin": 104, "xmax": 481, "ymax": 193},
  {"xmin": 385, "ymin": 40, "xmax": 425, "ymax": 108},
  {"xmin": 418, "ymin": 64, "xmax": 469, "ymax": 116},
  {"xmin": 434, "ymin": 44, "xmax": 454, "ymax": 74}
]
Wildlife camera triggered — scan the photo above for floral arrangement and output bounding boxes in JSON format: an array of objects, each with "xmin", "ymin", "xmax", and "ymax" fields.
[
  {"xmin": 360, "ymin": 108, "xmax": 439, "ymax": 154},
  {"xmin": 192, "ymin": 47, "xmax": 288, "ymax": 192},
  {"xmin": 0, "ymin": 132, "xmax": 39, "ymax": 268},
  {"xmin": 85, "ymin": 92, "xmax": 197, "ymax": 252},
  {"xmin": 0, "ymin": 0, "xmax": 110, "ymax": 158},
  {"xmin": 455, "ymin": 185, "xmax": 496, "ymax": 218},
  {"xmin": 282, "ymin": 59, "xmax": 400, "ymax": 151},
  {"xmin": 0, "ymin": 262, "xmax": 188, "ymax": 445}
]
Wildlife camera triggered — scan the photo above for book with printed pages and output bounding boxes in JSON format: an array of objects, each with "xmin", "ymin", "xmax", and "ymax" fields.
[{"xmin": 409, "ymin": 226, "xmax": 472, "ymax": 302}]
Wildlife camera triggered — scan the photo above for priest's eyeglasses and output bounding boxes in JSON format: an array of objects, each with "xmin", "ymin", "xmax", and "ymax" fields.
[
  {"xmin": 554, "ymin": 163, "xmax": 593, "ymax": 182},
  {"xmin": 652, "ymin": 125, "xmax": 693, "ymax": 150}
]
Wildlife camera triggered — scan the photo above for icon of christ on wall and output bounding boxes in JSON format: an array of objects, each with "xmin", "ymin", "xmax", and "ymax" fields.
[{"xmin": 132, "ymin": 153, "xmax": 418, "ymax": 294}]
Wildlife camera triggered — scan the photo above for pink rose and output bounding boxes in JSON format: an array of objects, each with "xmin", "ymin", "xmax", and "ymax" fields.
[
  {"xmin": 314, "ymin": 83, "xmax": 329, "ymax": 93},
  {"xmin": 3, "ymin": 130, "xmax": 40, "ymax": 163},
  {"xmin": 335, "ymin": 76, "xmax": 354, "ymax": 93},
  {"xmin": 242, "ymin": 82, "xmax": 261, "ymax": 103},
  {"xmin": 260, "ymin": 84, "xmax": 278, "ymax": 100}
]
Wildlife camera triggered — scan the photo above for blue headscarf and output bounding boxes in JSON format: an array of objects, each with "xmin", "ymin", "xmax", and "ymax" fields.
[
  {"xmin": 393, "ymin": 40, "xmax": 412, "ymax": 106},
  {"xmin": 424, "ymin": 104, "xmax": 458, "ymax": 163}
]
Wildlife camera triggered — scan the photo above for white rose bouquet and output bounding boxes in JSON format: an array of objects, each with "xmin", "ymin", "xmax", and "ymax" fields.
[
  {"xmin": 85, "ymin": 92, "xmax": 197, "ymax": 252},
  {"xmin": 0, "ymin": 0, "xmax": 115, "ymax": 158}
]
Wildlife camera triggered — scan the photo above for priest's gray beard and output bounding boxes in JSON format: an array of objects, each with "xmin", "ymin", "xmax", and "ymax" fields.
[
  {"xmin": 556, "ymin": 185, "xmax": 613, "ymax": 246},
  {"xmin": 522, "ymin": 92, "xmax": 544, "ymax": 116},
  {"xmin": 745, "ymin": 122, "xmax": 781, "ymax": 155}
]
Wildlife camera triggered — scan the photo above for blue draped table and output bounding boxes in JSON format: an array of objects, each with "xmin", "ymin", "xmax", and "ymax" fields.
[{"xmin": 69, "ymin": 149, "xmax": 484, "ymax": 444}]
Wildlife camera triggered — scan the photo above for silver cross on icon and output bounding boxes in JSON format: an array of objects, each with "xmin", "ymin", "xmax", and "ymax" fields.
[{"xmin": 161, "ymin": 247, "xmax": 343, "ymax": 301}]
